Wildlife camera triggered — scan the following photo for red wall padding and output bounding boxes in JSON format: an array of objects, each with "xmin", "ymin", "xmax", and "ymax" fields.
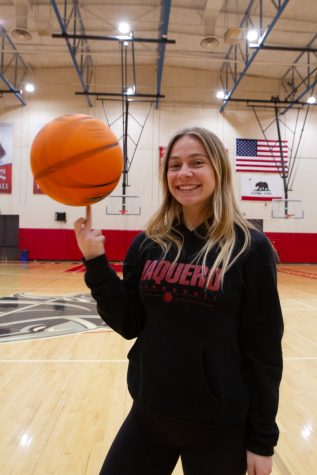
[
  {"xmin": 19, "ymin": 228, "xmax": 141, "ymax": 261},
  {"xmin": 18, "ymin": 229, "xmax": 317, "ymax": 263},
  {"xmin": 266, "ymin": 232, "xmax": 317, "ymax": 263}
]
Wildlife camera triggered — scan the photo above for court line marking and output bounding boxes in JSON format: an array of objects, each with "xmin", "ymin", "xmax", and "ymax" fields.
[
  {"xmin": 0, "ymin": 357, "xmax": 316, "ymax": 363},
  {"xmin": 0, "ymin": 359, "xmax": 129, "ymax": 363},
  {"xmin": 278, "ymin": 267, "xmax": 317, "ymax": 279},
  {"xmin": 0, "ymin": 327, "xmax": 112, "ymax": 345},
  {"xmin": 283, "ymin": 357, "xmax": 317, "ymax": 361},
  {"xmin": 285, "ymin": 298, "xmax": 317, "ymax": 310}
]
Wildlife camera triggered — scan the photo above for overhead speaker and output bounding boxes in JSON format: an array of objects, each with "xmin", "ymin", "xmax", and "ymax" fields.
[{"xmin": 224, "ymin": 28, "xmax": 242, "ymax": 45}]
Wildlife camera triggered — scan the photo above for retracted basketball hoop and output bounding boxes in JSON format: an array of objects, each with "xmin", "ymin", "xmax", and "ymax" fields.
[
  {"xmin": 272, "ymin": 199, "xmax": 304, "ymax": 219},
  {"xmin": 106, "ymin": 195, "xmax": 141, "ymax": 216}
]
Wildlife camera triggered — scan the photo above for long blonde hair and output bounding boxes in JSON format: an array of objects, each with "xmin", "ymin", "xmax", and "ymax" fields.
[{"xmin": 145, "ymin": 127, "xmax": 254, "ymax": 285}]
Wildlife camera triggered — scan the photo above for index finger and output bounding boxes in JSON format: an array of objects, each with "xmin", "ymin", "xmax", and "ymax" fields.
[{"xmin": 86, "ymin": 205, "xmax": 92, "ymax": 227}]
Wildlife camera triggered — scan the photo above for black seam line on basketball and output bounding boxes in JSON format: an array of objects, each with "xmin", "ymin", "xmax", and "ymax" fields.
[
  {"xmin": 50, "ymin": 178, "xmax": 119, "ymax": 189},
  {"xmin": 35, "ymin": 142, "xmax": 119, "ymax": 179}
]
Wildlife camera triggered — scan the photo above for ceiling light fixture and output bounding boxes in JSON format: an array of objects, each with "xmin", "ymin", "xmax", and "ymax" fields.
[
  {"xmin": 10, "ymin": 27, "xmax": 32, "ymax": 41},
  {"xmin": 200, "ymin": 36, "xmax": 219, "ymax": 49},
  {"xmin": 216, "ymin": 90, "xmax": 226, "ymax": 100},
  {"xmin": 307, "ymin": 96, "xmax": 316, "ymax": 104},
  {"xmin": 126, "ymin": 86, "xmax": 135, "ymax": 95},
  {"xmin": 118, "ymin": 22, "xmax": 130, "ymax": 34},
  {"xmin": 25, "ymin": 83, "xmax": 35, "ymax": 93},
  {"xmin": 10, "ymin": 2, "xmax": 32, "ymax": 41},
  {"xmin": 247, "ymin": 29, "xmax": 259, "ymax": 43}
]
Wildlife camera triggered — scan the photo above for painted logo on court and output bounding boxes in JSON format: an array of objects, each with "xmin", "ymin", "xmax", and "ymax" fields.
[{"xmin": 0, "ymin": 293, "xmax": 108, "ymax": 343}]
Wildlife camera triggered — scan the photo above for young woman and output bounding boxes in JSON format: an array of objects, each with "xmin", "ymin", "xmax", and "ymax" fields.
[{"xmin": 74, "ymin": 127, "xmax": 283, "ymax": 475}]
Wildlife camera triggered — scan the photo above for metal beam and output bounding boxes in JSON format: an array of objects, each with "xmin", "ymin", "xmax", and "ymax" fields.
[
  {"xmin": 219, "ymin": 0, "xmax": 290, "ymax": 112},
  {"xmin": 50, "ymin": 0, "xmax": 93, "ymax": 107},
  {"xmin": 224, "ymin": 97, "xmax": 316, "ymax": 106},
  {"xmin": 156, "ymin": 0, "xmax": 172, "ymax": 109},
  {"xmin": 75, "ymin": 92, "xmax": 164, "ymax": 98},
  {"xmin": 0, "ymin": 25, "xmax": 27, "ymax": 105},
  {"xmin": 273, "ymin": 105, "xmax": 288, "ymax": 202},
  {"xmin": 52, "ymin": 33, "xmax": 175, "ymax": 44},
  {"xmin": 250, "ymin": 44, "xmax": 317, "ymax": 53}
]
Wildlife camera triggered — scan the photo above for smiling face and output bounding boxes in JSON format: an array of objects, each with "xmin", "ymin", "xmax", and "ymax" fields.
[{"xmin": 166, "ymin": 135, "xmax": 216, "ymax": 226}]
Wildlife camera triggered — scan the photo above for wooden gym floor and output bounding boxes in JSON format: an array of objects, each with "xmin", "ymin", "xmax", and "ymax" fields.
[{"xmin": 0, "ymin": 261, "xmax": 316, "ymax": 475}]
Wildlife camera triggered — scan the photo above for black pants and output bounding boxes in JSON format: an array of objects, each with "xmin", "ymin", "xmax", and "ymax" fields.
[{"xmin": 99, "ymin": 403, "xmax": 247, "ymax": 475}]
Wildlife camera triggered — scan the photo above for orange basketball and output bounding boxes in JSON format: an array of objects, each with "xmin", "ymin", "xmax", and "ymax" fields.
[{"xmin": 30, "ymin": 114, "xmax": 123, "ymax": 206}]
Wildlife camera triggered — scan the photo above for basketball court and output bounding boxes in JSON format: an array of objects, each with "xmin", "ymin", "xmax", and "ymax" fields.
[
  {"xmin": 1, "ymin": 1, "xmax": 317, "ymax": 474},
  {"xmin": 0, "ymin": 262, "xmax": 316, "ymax": 474}
]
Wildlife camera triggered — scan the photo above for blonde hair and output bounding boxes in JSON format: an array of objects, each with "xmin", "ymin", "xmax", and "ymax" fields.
[{"xmin": 145, "ymin": 127, "xmax": 254, "ymax": 286}]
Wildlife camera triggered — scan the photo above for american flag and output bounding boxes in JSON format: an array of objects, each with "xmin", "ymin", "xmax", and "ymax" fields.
[{"xmin": 235, "ymin": 138, "xmax": 288, "ymax": 175}]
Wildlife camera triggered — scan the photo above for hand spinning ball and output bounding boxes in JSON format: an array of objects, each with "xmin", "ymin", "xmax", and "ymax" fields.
[{"xmin": 30, "ymin": 114, "xmax": 123, "ymax": 206}]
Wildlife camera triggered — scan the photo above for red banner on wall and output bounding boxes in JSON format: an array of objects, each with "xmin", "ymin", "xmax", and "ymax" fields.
[
  {"xmin": 0, "ymin": 164, "xmax": 12, "ymax": 193},
  {"xmin": 0, "ymin": 123, "xmax": 13, "ymax": 194}
]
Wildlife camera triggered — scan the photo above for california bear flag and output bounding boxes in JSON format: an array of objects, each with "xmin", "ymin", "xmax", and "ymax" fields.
[{"xmin": 240, "ymin": 174, "xmax": 284, "ymax": 201}]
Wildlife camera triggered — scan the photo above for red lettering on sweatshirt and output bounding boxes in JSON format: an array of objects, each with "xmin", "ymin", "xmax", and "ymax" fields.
[
  {"xmin": 141, "ymin": 260, "xmax": 221, "ymax": 292},
  {"xmin": 190, "ymin": 265, "xmax": 209, "ymax": 288},
  {"xmin": 165, "ymin": 263, "xmax": 185, "ymax": 284},
  {"xmin": 207, "ymin": 268, "xmax": 221, "ymax": 291},
  {"xmin": 179, "ymin": 264, "xmax": 195, "ymax": 285},
  {"xmin": 152, "ymin": 261, "xmax": 170, "ymax": 284},
  {"xmin": 141, "ymin": 260, "xmax": 159, "ymax": 280}
]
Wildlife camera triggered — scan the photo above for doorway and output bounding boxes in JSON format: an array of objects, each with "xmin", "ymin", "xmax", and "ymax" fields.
[{"xmin": 0, "ymin": 215, "xmax": 19, "ymax": 261}]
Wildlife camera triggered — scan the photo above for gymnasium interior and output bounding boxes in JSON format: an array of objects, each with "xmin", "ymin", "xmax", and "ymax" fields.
[{"xmin": 0, "ymin": 1, "xmax": 316, "ymax": 474}]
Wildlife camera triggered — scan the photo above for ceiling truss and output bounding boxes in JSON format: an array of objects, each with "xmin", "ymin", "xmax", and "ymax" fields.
[
  {"xmin": 50, "ymin": 0, "xmax": 173, "ymax": 108},
  {"xmin": 0, "ymin": 0, "xmax": 316, "ymax": 113},
  {"xmin": 0, "ymin": 24, "xmax": 27, "ymax": 105},
  {"xmin": 219, "ymin": 0, "xmax": 290, "ymax": 112},
  {"xmin": 50, "ymin": 0, "xmax": 94, "ymax": 107}
]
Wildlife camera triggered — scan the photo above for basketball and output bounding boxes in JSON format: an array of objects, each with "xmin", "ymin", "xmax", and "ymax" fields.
[{"xmin": 30, "ymin": 114, "xmax": 123, "ymax": 206}]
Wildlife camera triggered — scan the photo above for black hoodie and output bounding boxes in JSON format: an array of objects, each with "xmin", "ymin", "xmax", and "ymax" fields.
[{"xmin": 84, "ymin": 224, "xmax": 283, "ymax": 456}]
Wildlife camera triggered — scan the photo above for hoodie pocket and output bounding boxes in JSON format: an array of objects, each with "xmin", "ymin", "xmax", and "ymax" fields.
[{"xmin": 127, "ymin": 330, "xmax": 223, "ymax": 421}]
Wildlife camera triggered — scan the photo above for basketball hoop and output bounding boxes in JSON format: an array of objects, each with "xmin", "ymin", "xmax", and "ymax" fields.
[
  {"xmin": 106, "ymin": 195, "xmax": 141, "ymax": 216},
  {"xmin": 271, "ymin": 199, "xmax": 304, "ymax": 219}
]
